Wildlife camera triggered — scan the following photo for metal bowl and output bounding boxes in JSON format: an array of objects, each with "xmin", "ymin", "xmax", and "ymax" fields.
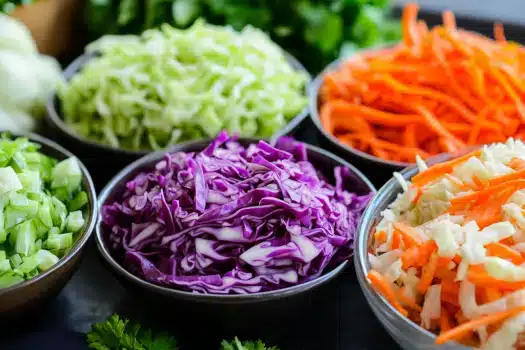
[
  {"xmin": 309, "ymin": 51, "xmax": 410, "ymax": 186},
  {"xmin": 46, "ymin": 51, "xmax": 311, "ymax": 188},
  {"xmin": 0, "ymin": 132, "xmax": 97, "ymax": 321},
  {"xmin": 95, "ymin": 138, "xmax": 375, "ymax": 334},
  {"xmin": 354, "ymin": 167, "xmax": 468, "ymax": 350}
]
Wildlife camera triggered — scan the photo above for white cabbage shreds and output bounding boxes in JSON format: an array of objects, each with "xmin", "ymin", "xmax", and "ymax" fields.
[{"xmin": 368, "ymin": 139, "xmax": 525, "ymax": 349}]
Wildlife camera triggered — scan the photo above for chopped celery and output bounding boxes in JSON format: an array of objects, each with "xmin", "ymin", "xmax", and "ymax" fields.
[
  {"xmin": 37, "ymin": 199, "xmax": 53, "ymax": 228},
  {"xmin": 66, "ymin": 211, "xmax": 85, "ymax": 233},
  {"xmin": 14, "ymin": 220, "xmax": 36, "ymax": 256},
  {"xmin": 0, "ymin": 259, "xmax": 10, "ymax": 274},
  {"xmin": 0, "ymin": 273, "xmax": 24, "ymax": 288},
  {"xmin": 46, "ymin": 233, "xmax": 73, "ymax": 257},
  {"xmin": 5, "ymin": 207, "xmax": 28, "ymax": 229},
  {"xmin": 0, "ymin": 166, "xmax": 22, "ymax": 194},
  {"xmin": 69, "ymin": 191, "xmax": 88, "ymax": 211},
  {"xmin": 35, "ymin": 249, "xmax": 59, "ymax": 271},
  {"xmin": 51, "ymin": 157, "xmax": 82, "ymax": 197},
  {"xmin": 17, "ymin": 255, "xmax": 39, "ymax": 274},
  {"xmin": 0, "ymin": 136, "xmax": 87, "ymax": 288},
  {"xmin": 50, "ymin": 197, "xmax": 67, "ymax": 229},
  {"xmin": 9, "ymin": 253, "xmax": 22, "ymax": 268},
  {"xmin": 17, "ymin": 170, "xmax": 41, "ymax": 193},
  {"xmin": 9, "ymin": 152, "xmax": 27, "ymax": 173}
]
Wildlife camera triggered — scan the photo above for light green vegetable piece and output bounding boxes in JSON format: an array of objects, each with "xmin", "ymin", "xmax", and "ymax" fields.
[
  {"xmin": 66, "ymin": 211, "xmax": 85, "ymax": 233},
  {"xmin": 0, "ymin": 166, "xmax": 22, "ymax": 194},
  {"xmin": 51, "ymin": 157, "xmax": 82, "ymax": 199},
  {"xmin": 35, "ymin": 249, "xmax": 59, "ymax": 271}
]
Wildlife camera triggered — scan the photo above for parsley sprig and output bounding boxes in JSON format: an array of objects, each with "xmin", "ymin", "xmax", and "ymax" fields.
[{"xmin": 86, "ymin": 314, "xmax": 279, "ymax": 350}]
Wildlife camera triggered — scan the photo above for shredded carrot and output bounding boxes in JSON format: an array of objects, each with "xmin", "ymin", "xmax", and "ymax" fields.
[
  {"xmin": 363, "ymin": 5, "xmax": 525, "ymax": 348},
  {"xmin": 318, "ymin": 4, "xmax": 525, "ymax": 163},
  {"xmin": 485, "ymin": 242, "xmax": 525, "ymax": 265},
  {"xmin": 417, "ymin": 252, "xmax": 439, "ymax": 294},
  {"xmin": 439, "ymin": 308, "xmax": 454, "ymax": 333},
  {"xmin": 507, "ymin": 157, "xmax": 525, "ymax": 170},
  {"xmin": 435, "ymin": 306, "xmax": 525, "ymax": 344},
  {"xmin": 393, "ymin": 222, "xmax": 423, "ymax": 247},
  {"xmin": 401, "ymin": 240, "xmax": 437, "ymax": 270},
  {"xmin": 367, "ymin": 270, "xmax": 409, "ymax": 317}
]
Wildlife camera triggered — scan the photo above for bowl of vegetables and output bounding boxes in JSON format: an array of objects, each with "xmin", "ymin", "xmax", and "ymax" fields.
[
  {"xmin": 46, "ymin": 21, "xmax": 310, "ymax": 166},
  {"xmin": 0, "ymin": 132, "xmax": 96, "ymax": 320},
  {"xmin": 95, "ymin": 132, "xmax": 374, "ymax": 331},
  {"xmin": 355, "ymin": 139, "xmax": 525, "ymax": 349},
  {"xmin": 310, "ymin": 4, "xmax": 525, "ymax": 186}
]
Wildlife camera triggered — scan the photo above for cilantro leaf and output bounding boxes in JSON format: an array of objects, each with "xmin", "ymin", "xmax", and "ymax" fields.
[{"xmin": 220, "ymin": 337, "xmax": 279, "ymax": 350}]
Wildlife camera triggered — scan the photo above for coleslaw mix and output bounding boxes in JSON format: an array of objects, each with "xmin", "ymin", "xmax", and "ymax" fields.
[{"xmin": 368, "ymin": 139, "xmax": 525, "ymax": 349}]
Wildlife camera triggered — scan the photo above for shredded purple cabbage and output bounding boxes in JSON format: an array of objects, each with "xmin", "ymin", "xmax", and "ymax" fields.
[{"xmin": 102, "ymin": 132, "xmax": 373, "ymax": 294}]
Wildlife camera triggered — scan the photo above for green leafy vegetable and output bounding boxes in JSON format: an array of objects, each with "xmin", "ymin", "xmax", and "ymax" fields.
[
  {"xmin": 0, "ymin": 135, "xmax": 88, "ymax": 288},
  {"xmin": 86, "ymin": 314, "xmax": 178, "ymax": 350},
  {"xmin": 220, "ymin": 338, "xmax": 279, "ymax": 350},
  {"xmin": 59, "ymin": 21, "xmax": 308, "ymax": 151},
  {"xmin": 87, "ymin": 314, "xmax": 279, "ymax": 350},
  {"xmin": 84, "ymin": 0, "xmax": 401, "ymax": 72}
]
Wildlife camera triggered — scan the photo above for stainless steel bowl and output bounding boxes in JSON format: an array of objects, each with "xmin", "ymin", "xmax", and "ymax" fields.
[
  {"xmin": 0, "ymin": 132, "xmax": 97, "ymax": 321},
  {"xmin": 94, "ymin": 138, "xmax": 375, "ymax": 333},
  {"xmin": 309, "ymin": 50, "xmax": 410, "ymax": 185},
  {"xmin": 354, "ymin": 167, "xmax": 468, "ymax": 350}
]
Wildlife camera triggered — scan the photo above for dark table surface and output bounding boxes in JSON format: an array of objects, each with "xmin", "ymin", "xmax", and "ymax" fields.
[{"xmin": 4, "ymin": 6, "xmax": 525, "ymax": 350}]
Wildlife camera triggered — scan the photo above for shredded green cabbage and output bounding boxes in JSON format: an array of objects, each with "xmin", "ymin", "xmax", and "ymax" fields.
[{"xmin": 58, "ymin": 20, "xmax": 308, "ymax": 151}]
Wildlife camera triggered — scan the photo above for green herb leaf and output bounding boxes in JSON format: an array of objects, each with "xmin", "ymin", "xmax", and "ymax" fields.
[{"xmin": 86, "ymin": 314, "xmax": 178, "ymax": 350}]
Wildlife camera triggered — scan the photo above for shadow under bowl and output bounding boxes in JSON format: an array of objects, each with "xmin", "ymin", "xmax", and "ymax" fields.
[
  {"xmin": 95, "ymin": 138, "xmax": 376, "ymax": 334},
  {"xmin": 46, "ymin": 51, "xmax": 311, "ymax": 190},
  {"xmin": 309, "ymin": 52, "xmax": 411, "ymax": 187},
  {"xmin": 353, "ymin": 166, "xmax": 469, "ymax": 350},
  {"xmin": 0, "ymin": 132, "xmax": 97, "ymax": 324}
]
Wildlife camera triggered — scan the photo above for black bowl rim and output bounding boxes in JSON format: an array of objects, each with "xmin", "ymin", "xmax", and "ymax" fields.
[
  {"xmin": 353, "ymin": 166, "xmax": 469, "ymax": 348},
  {"xmin": 308, "ymin": 50, "xmax": 413, "ymax": 169},
  {"xmin": 95, "ymin": 137, "xmax": 376, "ymax": 304},
  {"xmin": 0, "ymin": 131, "xmax": 97, "ymax": 296},
  {"xmin": 46, "ymin": 49, "xmax": 311, "ymax": 156}
]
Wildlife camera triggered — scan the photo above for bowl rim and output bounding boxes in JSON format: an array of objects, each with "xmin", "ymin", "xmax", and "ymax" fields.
[
  {"xmin": 95, "ymin": 137, "xmax": 376, "ymax": 303},
  {"xmin": 0, "ymin": 131, "xmax": 97, "ymax": 296},
  {"xmin": 354, "ymin": 166, "xmax": 469, "ymax": 348},
  {"xmin": 308, "ymin": 49, "xmax": 413, "ymax": 169},
  {"xmin": 46, "ymin": 49, "xmax": 311, "ymax": 156}
]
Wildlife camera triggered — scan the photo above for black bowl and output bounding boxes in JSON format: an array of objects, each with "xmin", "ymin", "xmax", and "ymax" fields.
[
  {"xmin": 309, "ymin": 51, "xmax": 408, "ymax": 187},
  {"xmin": 94, "ymin": 138, "xmax": 375, "ymax": 335},
  {"xmin": 0, "ymin": 132, "xmax": 97, "ymax": 323},
  {"xmin": 46, "ymin": 51, "xmax": 311, "ymax": 189}
]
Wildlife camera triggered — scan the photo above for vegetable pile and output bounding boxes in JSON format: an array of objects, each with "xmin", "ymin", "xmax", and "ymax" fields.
[
  {"xmin": 87, "ymin": 314, "xmax": 278, "ymax": 350},
  {"xmin": 367, "ymin": 139, "xmax": 525, "ymax": 349},
  {"xmin": 319, "ymin": 4, "xmax": 525, "ymax": 164},
  {"xmin": 101, "ymin": 132, "xmax": 372, "ymax": 294},
  {"xmin": 85, "ymin": 0, "xmax": 400, "ymax": 72},
  {"xmin": 59, "ymin": 21, "xmax": 308, "ymax": 151},
  {"xmin": 0, "ymin": 14, "xmax": 61, "ymax": 132},
  {"xmin": 0, "ymin": 135, "xmax": 88, "ymax": 288}
]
